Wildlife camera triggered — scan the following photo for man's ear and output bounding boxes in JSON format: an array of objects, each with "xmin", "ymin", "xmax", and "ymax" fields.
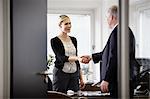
[{"xmin": 111, "ymin": 15, "xmax": 114, "ymax": 20}]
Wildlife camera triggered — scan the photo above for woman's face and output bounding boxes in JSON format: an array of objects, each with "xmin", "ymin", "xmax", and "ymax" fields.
[{"xmin": 60, "ymin": 18, "xmax": 71, "ymax": 33}]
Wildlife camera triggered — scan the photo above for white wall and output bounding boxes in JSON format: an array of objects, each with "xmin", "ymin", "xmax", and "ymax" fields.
[
  {"xmin": 47, "ymin": 0, "xmax": 101, "ymax": 10},
  {"xmin": 0, "ymin": 0, "xmax": 4, "ymax": 98},
  {"xmin": 92, "ymin": 7, "xmax": 101, "ymax": 82}
]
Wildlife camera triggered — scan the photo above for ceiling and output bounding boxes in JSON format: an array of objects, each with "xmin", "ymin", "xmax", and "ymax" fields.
[
  {"xmin": 47, "ymin": 0, "xmax": 150, "ymax": 10},
  {"xmin": 47, "ymin": 0, "xmax": 101, "ymax": 10}
]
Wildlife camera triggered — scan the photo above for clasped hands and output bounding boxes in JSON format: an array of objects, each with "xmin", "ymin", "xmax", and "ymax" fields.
[
  {"xmin": 78, "ymin": 55, "xmax": 91, "ymax": 64},
  {"xmin": 68, "ymin": 55, "xmax": 91, "ymax": 63}
]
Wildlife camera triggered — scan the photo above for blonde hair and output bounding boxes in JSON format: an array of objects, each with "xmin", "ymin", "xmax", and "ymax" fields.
[{"xmin": 58, "ymin": 15, "xmax": 70, "ymax": 26}]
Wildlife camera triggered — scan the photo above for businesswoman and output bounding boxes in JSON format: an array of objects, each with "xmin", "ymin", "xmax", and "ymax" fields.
[{"xmin": 51, "ymin": 15, "xmax": 85, "ymax": 93}]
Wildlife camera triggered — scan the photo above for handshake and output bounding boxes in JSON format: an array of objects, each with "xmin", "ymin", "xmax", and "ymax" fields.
[{"xmin": 79, "ymin": 55, "xmax": 91, "ymax": 64}]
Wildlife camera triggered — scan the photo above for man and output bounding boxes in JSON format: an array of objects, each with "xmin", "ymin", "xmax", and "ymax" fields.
[{"xmin": 81, "ymin": 5, "xmax": 138, "ymax": 98}]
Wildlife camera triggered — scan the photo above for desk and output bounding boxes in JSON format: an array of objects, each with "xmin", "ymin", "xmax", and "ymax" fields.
[
  {"xmin": 71, "ymin": 92, "xmax": 149, "ymax": 99},
  {"xmin": 47, "ymin": 90, "xmax": 149, "ymax": 99},
  {"xmin": 71, "ymin": 83, "xmax": 150, "ymax": 99},
  {"xmin": 70, "ymin": 83, "xmax": 110, "ymax": 99},
  {"xmin": 71, "ymin": 91, "xmax": 110, "ymax": 99}
]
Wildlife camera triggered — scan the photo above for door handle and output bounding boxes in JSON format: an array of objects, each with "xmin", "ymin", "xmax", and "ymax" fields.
[{"xmin": 36, "ymin": 71, "xmax": 52, "ymax": 76}]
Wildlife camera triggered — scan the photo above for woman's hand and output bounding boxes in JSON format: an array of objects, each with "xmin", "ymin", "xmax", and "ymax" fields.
[
  {"xmin": 79, "ymin": 79, "xmax": 85, "ymax": 90},
  {"xmin": 68, "ymin": 56, "xmax": 78, "ymax": 62}
]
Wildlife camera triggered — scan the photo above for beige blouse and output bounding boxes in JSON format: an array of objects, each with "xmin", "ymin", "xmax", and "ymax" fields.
[{"xmin": 61, "ymin": 39, "xmax": 77, "ymax": 73}]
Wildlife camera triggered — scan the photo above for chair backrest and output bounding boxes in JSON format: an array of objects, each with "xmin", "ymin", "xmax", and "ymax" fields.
[
  {"xmin": 136, "ymin": 58, "xmax": 150, "ymax": 77},
  {"xmin": 47, "ymin": 91, "xmax": 72, "ymax": 99}
]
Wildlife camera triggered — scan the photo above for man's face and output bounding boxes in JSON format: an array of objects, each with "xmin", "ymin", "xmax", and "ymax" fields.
[{"xmin": 107, "ymin": 13, "xmax": 113, "ymax": 29}]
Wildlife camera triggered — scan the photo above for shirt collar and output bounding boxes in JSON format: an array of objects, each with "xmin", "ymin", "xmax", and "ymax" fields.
[{"xmin": 110, "ymin": 23, "xmax": 118, "ymax": 33}]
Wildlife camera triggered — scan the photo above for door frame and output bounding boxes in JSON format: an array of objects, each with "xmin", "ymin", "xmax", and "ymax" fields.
[{"xmin": 3, "ymin": 0, "xmax": 11, "ymax": 98}]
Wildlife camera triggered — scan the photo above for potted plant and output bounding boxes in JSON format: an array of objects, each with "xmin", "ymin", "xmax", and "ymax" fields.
[{"xmin": 47, "ymin": 54, "xmax": 54, "ymax": 67}]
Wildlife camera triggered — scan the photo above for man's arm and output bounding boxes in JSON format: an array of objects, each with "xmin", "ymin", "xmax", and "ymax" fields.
[
  {"xmin": 80, "ymin": 52, "xmax": 102, "ymax": 64},
  {"xmin": 92, "ymin": 52, "xmax": 103, "ymax": 63}
]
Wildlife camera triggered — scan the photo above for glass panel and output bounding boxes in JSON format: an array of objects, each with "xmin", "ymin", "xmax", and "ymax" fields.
[{"xmin": 129, "ymin": 0, "xmax": 150, "ymax": 96}]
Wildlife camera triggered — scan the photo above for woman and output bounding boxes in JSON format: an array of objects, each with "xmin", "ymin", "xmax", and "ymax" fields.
[{"xmin": 51, "ymin": 15, "xmax": 85, "ymax": 93}]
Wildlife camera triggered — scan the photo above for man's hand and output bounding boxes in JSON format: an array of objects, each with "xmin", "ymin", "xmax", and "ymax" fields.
[
  {"xmin": 100, "ymin": 80, "xmax": 109, "ymax": 92},
  {"xmin": 79, "ymin": 55, "xmax": 91, "ymax": 64}
]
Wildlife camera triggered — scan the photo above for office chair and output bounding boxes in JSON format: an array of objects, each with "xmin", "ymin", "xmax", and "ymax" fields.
[{"xmin": 135, "ymin": 58, "xmax": 150, "ymax": 96}]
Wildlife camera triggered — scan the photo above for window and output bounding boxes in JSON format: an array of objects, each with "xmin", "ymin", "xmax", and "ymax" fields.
[{"xmin": 138, "ymin": 9, "xmax": 150, "ymax": 58}]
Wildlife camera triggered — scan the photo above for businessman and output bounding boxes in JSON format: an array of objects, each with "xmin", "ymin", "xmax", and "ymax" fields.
[{"xmin": 81, "ymin": 5, "xmax": 138, "ymax": 98}]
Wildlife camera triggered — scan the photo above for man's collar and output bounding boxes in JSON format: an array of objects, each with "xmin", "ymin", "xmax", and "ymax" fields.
[{"xmin": 110, "ymin": 23, "xmax": 118, "ymax": 33}]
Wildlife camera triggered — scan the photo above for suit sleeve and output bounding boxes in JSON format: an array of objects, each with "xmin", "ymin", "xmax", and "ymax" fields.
[
  {"xmin": 92, "ymin": 52, "xmax": 102, "ymax": 63},
  {"xmin": 104, "ymin": 32, "xmax": 117, "ymax": 82}
]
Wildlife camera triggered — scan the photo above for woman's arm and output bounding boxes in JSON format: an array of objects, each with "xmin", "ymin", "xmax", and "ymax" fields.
[{"xmin": 79, "ymin": 70, "xmax": 85, "ymax": 89}]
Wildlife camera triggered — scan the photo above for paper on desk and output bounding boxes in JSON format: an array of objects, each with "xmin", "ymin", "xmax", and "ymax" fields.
[
  {"xmin": 91, "ymin": 82, "xmax": 101, "ymax": 87},
  {"xmin": 81, "ymin": 91, "xmax": 110, "ymax": 96}
]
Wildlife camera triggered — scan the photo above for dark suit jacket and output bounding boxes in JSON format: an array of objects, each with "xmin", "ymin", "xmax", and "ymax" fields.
[
  {"xmin": 92, "ymin": 26, "xmax": 138, "ymax": 94},
  {"xmin": 51, "ymin": 36, "xmax": 80, "ymax": 70}
]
